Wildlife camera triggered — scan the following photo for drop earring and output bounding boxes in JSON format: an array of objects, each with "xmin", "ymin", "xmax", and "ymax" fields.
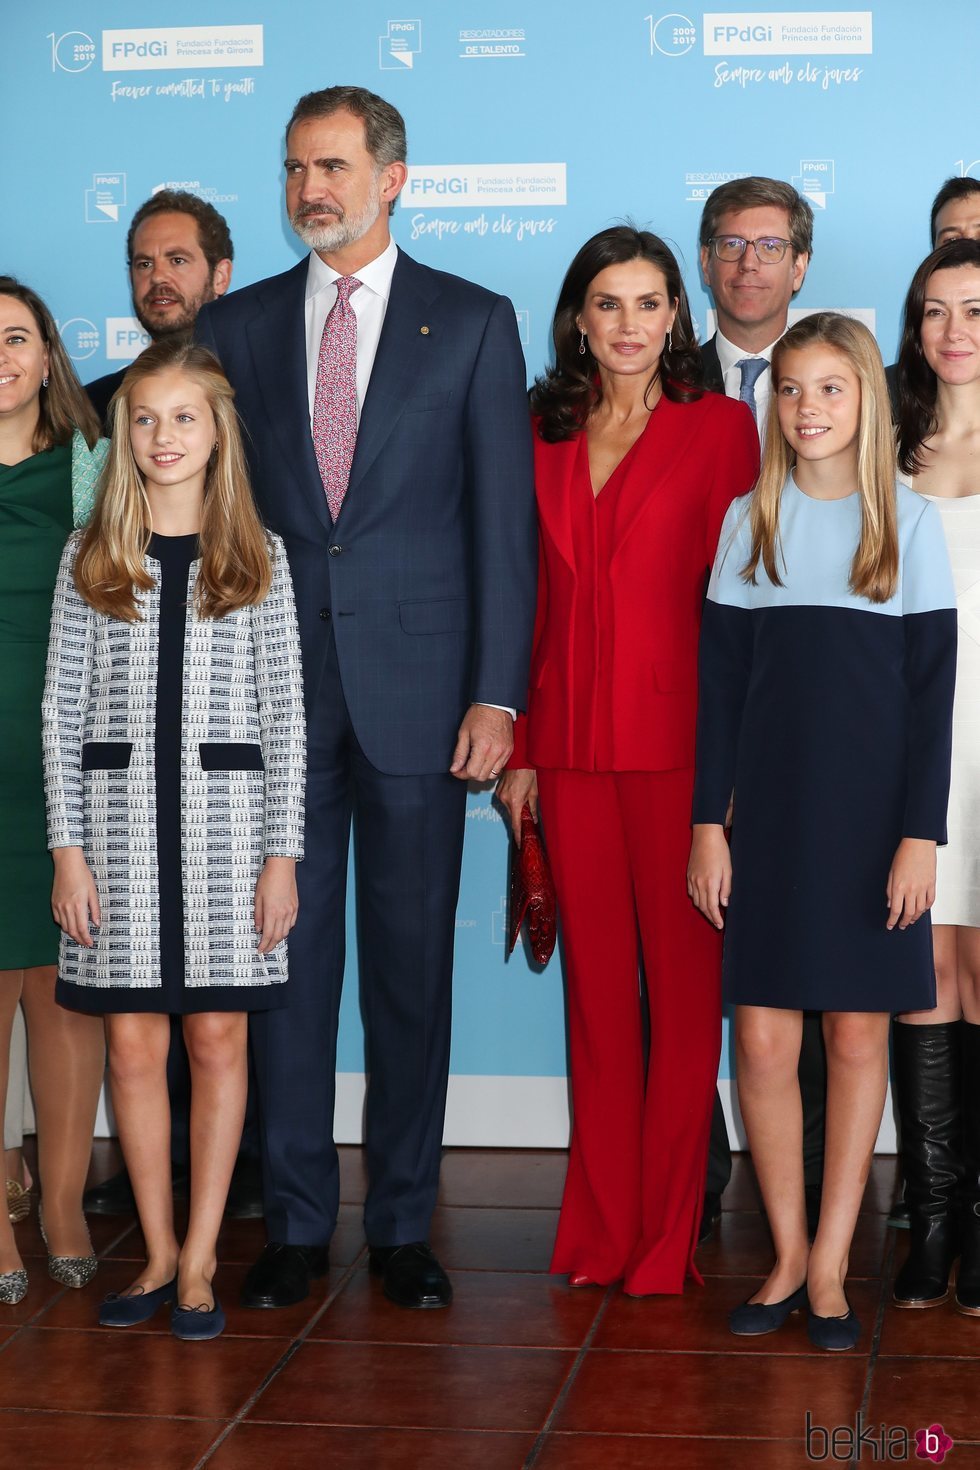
[
  {"xmin": 42, "ymin": 375, "xmax": 49, "ymax": 388},
  {"xmin": 578, "ymin": 331, "xmax": 587, "ymax": 356},
  {"xmin": 664, "ymin": 329, "xmax": 672, "ymax": 353}
]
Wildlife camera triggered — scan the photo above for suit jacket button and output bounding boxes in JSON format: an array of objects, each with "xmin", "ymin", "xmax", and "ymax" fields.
[
  {"xmin": 328, "ymin": 544, "xmax": 343, "ymax": 556},
  {"xmin": 319, "ymin": 608, "xmax": 331, "ymax": 620}
]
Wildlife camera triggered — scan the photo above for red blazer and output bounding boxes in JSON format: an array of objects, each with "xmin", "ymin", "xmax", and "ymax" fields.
[{"xmin": 511, "ymin": 391, "xmax": 759, "ymax": 772}]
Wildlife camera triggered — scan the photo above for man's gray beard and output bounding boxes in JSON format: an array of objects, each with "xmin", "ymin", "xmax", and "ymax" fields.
[{"xmin": 291, "ymin": 196, "xmax": 381, "ymax": 253}]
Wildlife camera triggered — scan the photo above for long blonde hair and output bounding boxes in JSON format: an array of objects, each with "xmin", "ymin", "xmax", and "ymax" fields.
[
  {"xmin": 741, "ymin": 312, "xmax": 899, "ymax": 604},
  {"xmin": 74, "ymin": 341, "xmax": 272, "ymax": 621}
]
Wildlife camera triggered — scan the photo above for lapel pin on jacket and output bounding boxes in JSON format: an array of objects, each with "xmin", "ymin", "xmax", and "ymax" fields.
[{"xmin": 419, "ymin": 325, "xmax": 430, "ymax": 335}]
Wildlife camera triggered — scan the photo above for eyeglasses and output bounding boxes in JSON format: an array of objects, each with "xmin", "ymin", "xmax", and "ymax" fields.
[{"xmin": 708, "ymin": 236, "xmax": 793, "ymax": 264}]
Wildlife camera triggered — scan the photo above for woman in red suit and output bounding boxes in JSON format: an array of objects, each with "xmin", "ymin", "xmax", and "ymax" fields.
[{"xmin": 498, "ymin": 227, "xmax": 758, "ymax": 1294}]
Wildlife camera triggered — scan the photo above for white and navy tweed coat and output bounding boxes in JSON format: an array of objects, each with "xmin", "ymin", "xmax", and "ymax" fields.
[{"xmin": 42, "ymin": 531, "xmax": 306, "ymax": 991}]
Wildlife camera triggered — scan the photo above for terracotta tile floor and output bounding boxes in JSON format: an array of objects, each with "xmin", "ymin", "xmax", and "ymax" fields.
[{"xmin": 2, "ymin": 1146, "xmax": 977, "ymax": 1468}]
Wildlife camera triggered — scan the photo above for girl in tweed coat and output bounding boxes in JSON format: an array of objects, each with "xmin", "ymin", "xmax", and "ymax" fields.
[{"xmin": 43, "ymin": 342, "xmax": 306, "ymax": 1339}]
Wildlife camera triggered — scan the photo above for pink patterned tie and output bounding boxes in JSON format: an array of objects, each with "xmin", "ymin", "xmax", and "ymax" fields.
[{"xmin": 312, "ymin": 275, "xmax": 362, "ymax": 522}]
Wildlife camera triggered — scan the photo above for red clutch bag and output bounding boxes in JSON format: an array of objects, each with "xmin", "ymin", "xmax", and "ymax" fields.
[{"xmin": 508, "ymin": 803, "xmax": 557, "ymax": 965}]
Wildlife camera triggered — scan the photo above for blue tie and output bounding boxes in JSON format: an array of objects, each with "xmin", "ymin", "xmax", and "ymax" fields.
[{"xmin": 736, "ymin": 357, "xmax": 769, "ymax": 422}]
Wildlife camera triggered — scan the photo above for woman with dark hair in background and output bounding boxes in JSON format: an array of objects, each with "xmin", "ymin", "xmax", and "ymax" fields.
[
  {"xmin": 497, "ymin": 226, "xmax": 758, "ymax": 1294},
  {"xmin": 894, "ymin": 238, "xmax": 980, "ymax": 1317},
  {"xmin": 0, "ymin": 277, "xmax": 108, "ymax": 1303}
]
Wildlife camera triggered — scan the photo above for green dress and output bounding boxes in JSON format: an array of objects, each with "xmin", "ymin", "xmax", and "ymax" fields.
[{"xmin": 0, "ymin": 444, "xmax": 74, "ymax": 967}]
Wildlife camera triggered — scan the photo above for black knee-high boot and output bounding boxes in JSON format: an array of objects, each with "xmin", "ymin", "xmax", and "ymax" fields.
[
  {"xmin": 892, "ymin": 1020, "xmax": 962, "ymax": 1308},
  {"xmin": 956, "ymin": 1021, "xmax": 980, "ymax": 1315}
]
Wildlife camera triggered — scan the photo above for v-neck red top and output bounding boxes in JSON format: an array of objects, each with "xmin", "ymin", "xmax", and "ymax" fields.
[{"xmin": 511, "ymin": 392, "xmax": 759, "ymax": 772}]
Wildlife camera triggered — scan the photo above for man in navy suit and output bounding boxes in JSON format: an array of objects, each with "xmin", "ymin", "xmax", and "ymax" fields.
[{"xmin": 197, "ymin": 85, "xmax": 537, "ymax": 1310}]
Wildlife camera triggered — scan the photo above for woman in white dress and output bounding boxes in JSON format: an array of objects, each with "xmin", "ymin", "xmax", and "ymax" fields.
[{"xmin": 894, "ymin": 238, "xmax": 980, "ymax": 1316}]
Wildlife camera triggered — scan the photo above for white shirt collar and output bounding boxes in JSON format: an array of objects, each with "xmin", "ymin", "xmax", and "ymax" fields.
[
  {"xmin": 714, "ymin": 325, "xmax": 782, "ymax": 377},
  {"xmin": 305, "ymin": 236, "xmax": 399, "ymax": 302}
]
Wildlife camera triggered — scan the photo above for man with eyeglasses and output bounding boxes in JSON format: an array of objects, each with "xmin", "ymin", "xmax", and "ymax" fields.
[
  {"xmin": 695, "ymin": 177, "xmax": 825, "ymax": 1247},
  {"xmin": 698, "ymin": 176, "xmax": 814, "ymax": 440}
]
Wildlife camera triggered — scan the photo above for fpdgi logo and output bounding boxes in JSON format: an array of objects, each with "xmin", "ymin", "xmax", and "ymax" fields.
[
  {"xmin": 379, "ymin": 19, "xmax": 422, "ymax": 69},
  {"xmin": 646, "ymin": 13, "xmax": 697, "ymax": 56},
  {"xmin": 792, "ymin": 158, "xmax": 835, "ymax": 209},
  {"xmin": 406, "ymin": 164, "xmax": 567, "ymax": 208},
  {"xmin": 102, "ymin": 27, "xmax": 264, "ymax": 71},
  {"xmin": 703, "ymin": 11, "xmax": 873, "ymax": 56},
  {"xmin": 48, "ymin": 31, "xmax": 96, "ymax": 72},
  {"xmin": 106, "ymin": 318, "xmax": 151, "ymax": 362},
  {"xmin": 85, "ymin": 172, "xmax": 127, "ymax": 224}
]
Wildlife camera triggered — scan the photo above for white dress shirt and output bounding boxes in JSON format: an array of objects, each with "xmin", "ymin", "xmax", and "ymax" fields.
[
  {"xmin": 305, "ymin": 236, "xmax": 399, "ymax": 423},
  {"xmin": 714, "ymin": 327, "xmax": 780, "ymax": 441},
  {"xmin": 304, "ymin": 237, "xmax": 514, "ymax": 723}
]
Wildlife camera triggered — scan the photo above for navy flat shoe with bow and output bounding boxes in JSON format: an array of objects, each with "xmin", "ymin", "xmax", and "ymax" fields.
[{"xmin": 729, "ymin": 1282, "xmax": 808, "ymax": 1336}]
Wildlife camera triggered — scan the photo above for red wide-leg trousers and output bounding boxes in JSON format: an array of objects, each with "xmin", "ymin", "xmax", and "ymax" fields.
[{"xmin": 537, "ymin": 766, "xmax": 722, "ymax": 1295}]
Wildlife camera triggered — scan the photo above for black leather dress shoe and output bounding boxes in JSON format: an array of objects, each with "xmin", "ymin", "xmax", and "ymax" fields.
[
  {"xmin": 698, "ymin": 1192, "xmax": 722, "ymax": 1244},
  {"xmin": 83, "ymin": 1163, "xmax": 188, "ymax": 1216},
  {"xmin": 369, "ymin": 1242, "xmax": 452, "ymax": 1309},
  {"xmin": 224, "ymin": 1156, "xmax": 264, "ymax": 1220},
  {"xmin": 240, "ymin": 1243, "xmax": 329, "ymax": 1308},
  {"xmin": 83, "ymin": 1168, "xmax": 136, "ymax": 1217}
]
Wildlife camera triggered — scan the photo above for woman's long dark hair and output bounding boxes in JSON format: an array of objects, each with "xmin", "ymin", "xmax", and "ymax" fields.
[
  {"xmin": 530, "ymin": 226, "xmax": 702, "ymax": 442},
  {"xmin": 897, "ymin": 238, "xmax": 980, "ymax": 475},
  {"xmin": 0, "ymin": 276, "xmax": 101, "ymax": 454}
]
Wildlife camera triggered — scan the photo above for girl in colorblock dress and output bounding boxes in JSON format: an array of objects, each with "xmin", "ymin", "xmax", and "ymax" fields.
[
  {"xmin": 688, "ymin": 314, "xmax": 956, "ymax": 1351},
  {"xmin": 43, "ymin": 340, "xmax": 306, "ymax": 1340}
]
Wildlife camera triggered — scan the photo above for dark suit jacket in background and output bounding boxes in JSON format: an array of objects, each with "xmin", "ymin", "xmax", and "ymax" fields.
[
  {"xmin": 84, "ymin": 368, "xmax": 125, "ymax": 432},
  {"xmin": 699, "ymin": 334, "xmax": 725, "ymax": 396}
]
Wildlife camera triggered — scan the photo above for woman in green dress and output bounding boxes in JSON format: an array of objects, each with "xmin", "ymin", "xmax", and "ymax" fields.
[{"xmin": 0, "ymin": 277, "xmax": 107, "ymax": 1303}]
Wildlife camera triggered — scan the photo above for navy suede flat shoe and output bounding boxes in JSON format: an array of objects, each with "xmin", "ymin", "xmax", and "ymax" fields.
[
  {"xmin": 729, "ymin": 1283, "xmax": 808, "ymax": 1336},
  {"xmin": 807, "ymin": 1305, "xmax": 861, "ymax": 1351},
  {"xmin": 99, "ymin": 1276, "xmax": 177, "ymax": 1328},
  {"xmin": 171, "ymin": 1297, "xmax": 226, "ymax": 1341}
]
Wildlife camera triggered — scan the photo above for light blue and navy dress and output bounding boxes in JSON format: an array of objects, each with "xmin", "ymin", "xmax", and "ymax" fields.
[{"xmin": 693, "ymin": 474, "xmax": 957, "ymax": 1012}]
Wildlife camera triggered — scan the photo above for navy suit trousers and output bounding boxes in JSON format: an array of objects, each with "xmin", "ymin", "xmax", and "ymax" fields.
[{"xmin": 250, "ymin": 626, "xmax": 468, "ymax": 1246}]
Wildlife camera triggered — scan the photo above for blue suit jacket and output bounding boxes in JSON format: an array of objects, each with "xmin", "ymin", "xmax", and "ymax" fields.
[{"xmin": 197, "ymin": 249, "xmax": 537, "ymax": 775}]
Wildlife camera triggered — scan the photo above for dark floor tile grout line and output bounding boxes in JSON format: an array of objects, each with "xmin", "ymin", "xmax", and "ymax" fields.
[
  {"xmin": 0, "ymin": 1406, "xmax": 226, "ymax": 1423},
  {"xmin": 192, "ymin": 1246, "xmax": 370, "ymax": 1469},
  {"xmin": 849, "ymin": 1229, "xmax": 895, "ymax": 1469},
  {"xmin": 522, "ymin": 1285, "xmax": 616, "ymax": 1469}
]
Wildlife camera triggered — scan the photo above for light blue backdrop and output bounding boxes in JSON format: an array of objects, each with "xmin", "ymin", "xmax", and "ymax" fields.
[{"xmin": 5, "ymin": 3, "xmax": 975, "ymax": 1136}]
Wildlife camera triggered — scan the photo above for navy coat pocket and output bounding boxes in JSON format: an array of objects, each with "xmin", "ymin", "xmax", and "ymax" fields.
[
  {"xmin": 199, "ymin": 743, "xmax": 265, "ymax": 771},
  {"xmin": 81, "ymin": 742, "xmax": 133, "ymax": 771}
]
